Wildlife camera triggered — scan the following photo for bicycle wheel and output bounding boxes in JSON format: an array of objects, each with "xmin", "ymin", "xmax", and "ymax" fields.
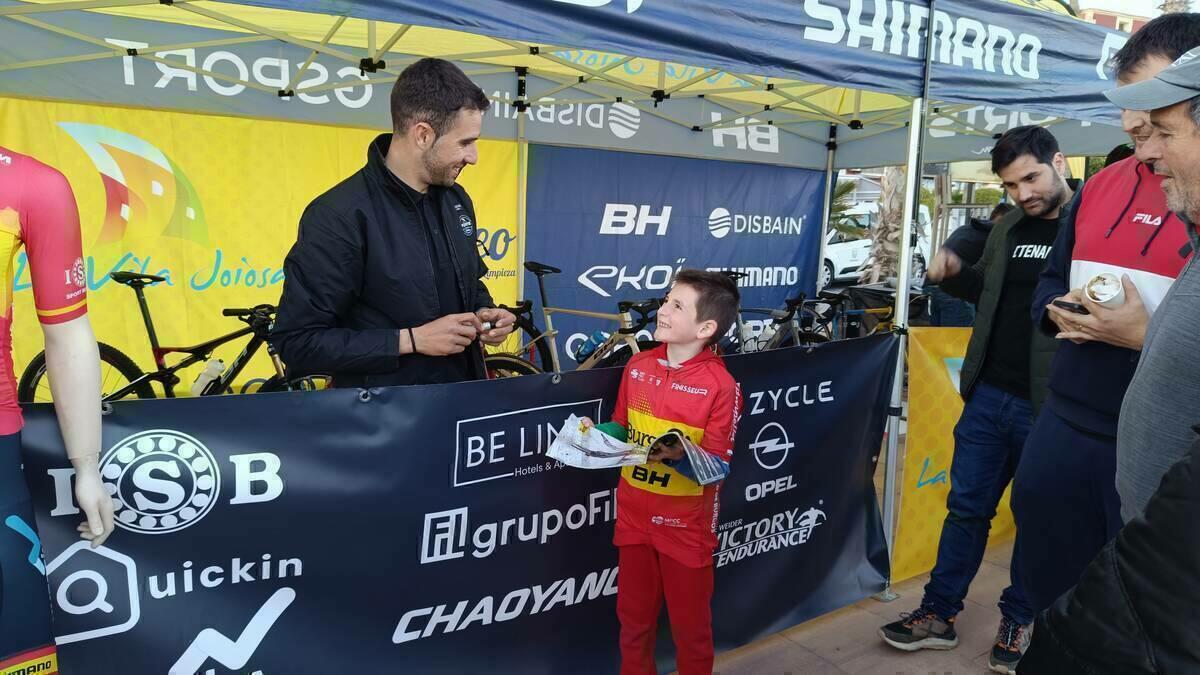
[
  {"xmin": 18, "ymin": 342, "xmax": 155, "ymax": 403},
  {"xmin": 594, "ymin": 339, "xmax": 659, "ymax": 369},
  {"xmin": 513, "ymin": 314, "xmax": 554, "ymax": 372},
  {"xmin": 485, "ymin": 354, "xmax": 542, "ymax": 378}
]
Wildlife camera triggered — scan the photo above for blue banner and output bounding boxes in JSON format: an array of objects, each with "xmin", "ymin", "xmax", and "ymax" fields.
[
  {"xmin": 525, "ymin": 145, "xmax": 824, "ymax": 368},
  {"xmin": 218, "ymin": 0, "xmax": 1124, "ymax": 123},
  {"xmin": 20, "ymin": 335, "xmax": 897, "ymax": 674}
]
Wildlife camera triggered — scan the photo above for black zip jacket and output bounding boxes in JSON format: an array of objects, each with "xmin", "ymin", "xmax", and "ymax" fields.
[{"xmin": 271, "ymin": 134, "xmax": 494, "ymax": 387}]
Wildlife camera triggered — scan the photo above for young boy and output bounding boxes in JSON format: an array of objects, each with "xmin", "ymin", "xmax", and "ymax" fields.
[{"xmin": 584, "ymin": 269, "xmax": 742, "ymax": 675}]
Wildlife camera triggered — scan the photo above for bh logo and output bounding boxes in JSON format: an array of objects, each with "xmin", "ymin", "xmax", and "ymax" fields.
[
  {"xmin": 708, "ymin": 208, "xmax": 733, "ymax": 239},
  {"xmin": 608, "ymin": 102, "xmax": 641, "ymax": 139},
  {"xmin": 100, "ymin": 430, "xmax": 220, "ymax": 534}
]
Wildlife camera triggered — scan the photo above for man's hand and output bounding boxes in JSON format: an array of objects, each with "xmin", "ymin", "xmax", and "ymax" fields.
[
  {"xmin": 476, "ymin": 307, "xmax": 516, "ymax": 346},
  {"xmin": 71, "ymin": 457, "xmax": 114, "ymax": 548},
  {"xmin": 414, "ymin": 313, "xmax": 479, "ymax": 355},
  {"xmin": 926, "ymin": 247, "xmax": 963, "ymax": 283},
  {"xmin": 1045, "ymin": 288, "xmax": 1087, "ymax": 343},
  {"xmin": 579, "ymin": 416, "xmax": 595, "ymax": 430},
  {"xmin": 1050, "ymin": 275, "xmax": 1148, "ymax": 350},
  {"xmin": 649, "ymin": 441, "xmax": 685, "ymax": 462}
]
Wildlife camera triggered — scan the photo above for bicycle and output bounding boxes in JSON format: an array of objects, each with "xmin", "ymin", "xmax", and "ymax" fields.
[
  {"xmin": 482, "ymin": 261, "xmax": 660, "ymax": 376},
  {"xmin": 17, "ymin": 271, "xmax": 321, "ymax": 403},
  {"xmin": 716, "ymin": 271, "xmax": 824, "ymax": 354}
]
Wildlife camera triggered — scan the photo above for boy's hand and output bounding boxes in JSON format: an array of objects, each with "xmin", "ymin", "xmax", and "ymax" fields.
[
  {"xmin": 649, "ymin": 442, "xmax": 685, "ymax": 461},
  {"xmin": 579, "ymin": 416, "xmax": 595, "ymax": 430}
]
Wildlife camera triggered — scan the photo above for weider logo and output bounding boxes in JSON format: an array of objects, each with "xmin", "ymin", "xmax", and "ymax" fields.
[
  {"xmin": 454, "ymin": 400, "xmax": 602, "ymax": 486},
  {"xmin": 50, "ymin": 429, "xmax": 285, "ymax": 535},
  {"xmin": 705, "ymin": 207, "xmax": 804, "ymax": 238},
  {"xmin": 715, "ymin": 504, "xmax": 827, "ymax": 567},
  {"xmin": 749, "ymin": 422, "xmax": 793, "ymax": 470},
  {"xmin": 553, "ymin": 0, "xmax": 645, "ymax": 13},
  {"xmin": 420, "ymin": 490, "xmax": 615, "ymax": 564}
]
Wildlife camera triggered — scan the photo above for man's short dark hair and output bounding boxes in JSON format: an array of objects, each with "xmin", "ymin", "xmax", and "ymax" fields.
[
  {"xmin": 672, "ymin": 270, "xmax": 740, "ymax": 345},
  {"xmin": 989, "ymin": 202, "xmax": 1015, "ymax": 221},
  {"xmin": 991, "ymin": 125, "xmax": 1061, "ymax": 175},
  {"xmin": 1104, "ymin": 143, "xmax": 1135, "ymax": 167},
  {"xmin": 1110, "ymin": 13, "xmax": 1200, "ymax": 79},
  {"xmin": 391, "ymin": 58, "xmax": 490, "ymax": 136}
]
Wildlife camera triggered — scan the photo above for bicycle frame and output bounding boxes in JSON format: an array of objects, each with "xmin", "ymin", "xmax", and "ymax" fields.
[
  {"xmin": 107, "ymin": 283, "xmax": 280, "ymax": 401},
  {"xmin": 540, "ymin": 306, "xmax": 641, "ymax": 373}
]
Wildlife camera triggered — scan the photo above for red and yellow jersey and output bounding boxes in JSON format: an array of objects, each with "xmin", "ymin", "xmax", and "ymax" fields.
[
  {"xmin": 611, "ymin": 344, "xmax": 741, "ymax": 568},
  {"xmin": 0, "ymin": 146, "xmax": 89, "ymax": 432}
]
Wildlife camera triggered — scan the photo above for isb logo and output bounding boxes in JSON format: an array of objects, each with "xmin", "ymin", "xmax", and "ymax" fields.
[{"xmin": 46, "ymin": 429, "xmax": 285, "ymax": 534}]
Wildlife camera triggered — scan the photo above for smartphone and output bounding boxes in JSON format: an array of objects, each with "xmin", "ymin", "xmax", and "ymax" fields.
[{"xmin": 1052, "ymin": 299, "xmax": 1090, "ymax": 315}]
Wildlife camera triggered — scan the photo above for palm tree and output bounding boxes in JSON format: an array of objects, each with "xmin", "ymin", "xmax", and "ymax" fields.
[
  {"xmin": 860, "ymin": 166, "xmax": 905, "ymax": 283},
  {"xmin": 829, "ymin": 180, "xmax": 865, "ymax": 237}
]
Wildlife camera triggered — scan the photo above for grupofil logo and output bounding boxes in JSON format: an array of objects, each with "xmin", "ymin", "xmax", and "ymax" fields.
[
  {"xmin": 708, "ymin": 208, "xmax": 733, "ymax": 239},
  {"xmin": 608, "ymin": 102, "xmax": 641, "ymax": 139}
]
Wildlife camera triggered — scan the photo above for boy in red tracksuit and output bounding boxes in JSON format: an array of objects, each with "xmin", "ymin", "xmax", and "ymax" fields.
[{"xmin": 584, "ymin": 269, "xmax": 742, "ymax": 675}]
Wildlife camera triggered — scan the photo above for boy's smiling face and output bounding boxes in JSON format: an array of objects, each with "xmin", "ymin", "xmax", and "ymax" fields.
[{"xmin": 654, "ymin": 283, "xmax": 716, "ymax": 346}]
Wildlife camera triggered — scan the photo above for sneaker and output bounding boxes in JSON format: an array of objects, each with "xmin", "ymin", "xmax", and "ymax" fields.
[
  {"xmin": 988, "ymin": 616, "xmax": 1031, "ymax": 674},
  {"xmin": 879, "ymin": 606, "xmax": 959, "ymax": 651}
]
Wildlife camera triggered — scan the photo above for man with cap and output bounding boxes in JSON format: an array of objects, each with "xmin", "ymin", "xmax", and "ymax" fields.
[{"xmin": 1010, "ymin": 14, "xmax": 1200, "ymax": 626}]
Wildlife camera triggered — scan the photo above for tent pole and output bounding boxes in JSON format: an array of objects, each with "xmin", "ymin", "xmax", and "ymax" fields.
[
  {"xmin": 877, "ymin": 0, "xmax": 936, "ymax": 604},
  {"xmin": 816, "ymin": 124, "xmax": 837, "ymax": 291}
]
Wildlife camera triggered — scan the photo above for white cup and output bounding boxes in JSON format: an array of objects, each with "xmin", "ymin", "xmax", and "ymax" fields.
[{"xmin": 1085, "ymin": 273, "xmax": 1125, "ymax": 307}]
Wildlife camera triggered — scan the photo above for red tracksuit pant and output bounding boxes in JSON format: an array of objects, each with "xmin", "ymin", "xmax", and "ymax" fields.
[{"xmin": 617, "ymin": 544, "xmax": 715, "ymax": 675}]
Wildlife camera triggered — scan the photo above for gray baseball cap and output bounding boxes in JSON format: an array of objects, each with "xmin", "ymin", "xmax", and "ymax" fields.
[{"xmin": 1105, "ymin": 46, "xmax": 1200, "ymax": 111}]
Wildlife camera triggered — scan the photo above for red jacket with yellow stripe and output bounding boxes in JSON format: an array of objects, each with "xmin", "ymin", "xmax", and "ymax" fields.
[{"xmin": 610, "ymin": 344, "xmax": 741, "ymax": 568}]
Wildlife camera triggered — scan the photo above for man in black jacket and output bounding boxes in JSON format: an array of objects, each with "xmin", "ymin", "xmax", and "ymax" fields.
[
  {"xmin": 928, "ymin": 202, "xmax": 1016, "ymax": 326},
  {"xmin": 879, "ymin": 127, "xmax": 1069, "ymax": 675},
  {"xmin": 1018, "ymin": 429, "xmax": 1200, "ymax": 674},
  {"xmin": 272, "ymin": 58, "xmax": 515, "ymax": 387}
]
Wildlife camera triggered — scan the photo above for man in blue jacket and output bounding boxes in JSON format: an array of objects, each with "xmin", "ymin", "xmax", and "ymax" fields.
[{"xmin": 1011, "ymin": 14, "xmax": 1200, "ymax": 620}]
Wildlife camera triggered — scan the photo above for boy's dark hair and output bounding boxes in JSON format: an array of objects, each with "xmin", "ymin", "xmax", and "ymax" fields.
[
  {"xmin": 391, "ymin": 58, "xmax": 490, "ymax": 136},
  {"xmin": 989, "ymin": 202, "xmax": 1015, "ymax": 221},
  {"xmin": 991, "ymin": 125, "xmax": 1061, "ymax": 175},
  {"xmin": 1110, "ymin": 14, "xmax": 1200, "ymax": 79},
  {"xmin": 672, "ymin": 269, "xmax": 740, "ymax": 345},
  {"xmin": 1104, "ymin": 143, "xmax": 1135, "ymax": 168}
]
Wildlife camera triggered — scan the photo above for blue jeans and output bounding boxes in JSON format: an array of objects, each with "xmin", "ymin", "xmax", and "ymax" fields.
[
  {"xmin": 922, "ymin": 381, "xmax": 1034, "ymax": 626},
  {"xmin": 928, "ymin": 285, "xmax": 975, "ymax": 327}
]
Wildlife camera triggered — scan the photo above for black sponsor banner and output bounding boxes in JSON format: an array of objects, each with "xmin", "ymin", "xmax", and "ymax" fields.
[{"xmin": 21, "ymin": 334, "xmax": 897, "ymax": 674}]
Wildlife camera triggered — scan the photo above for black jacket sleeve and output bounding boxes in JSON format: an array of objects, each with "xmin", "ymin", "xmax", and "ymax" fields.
[
  {"xmin": 938, "ymin": 219, "xmax": 1003, "ymax": 304},
  {"xmin": 1020, "ymin": 431, "xmax": 1200, "ymax": 675},
  {"xmin": 1032, "ymin": 187, "xmax": 1082, "ymax": 335},
  {"xmin": 271, "ymin": 203, "xmax": 403, "ymax": 375},
  {"xmin": 474, "ymin": 252, "xmax": 495, "ymax": 312}
]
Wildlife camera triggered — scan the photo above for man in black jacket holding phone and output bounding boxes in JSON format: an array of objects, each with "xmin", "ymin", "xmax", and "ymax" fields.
[{"xmin": 273, "ymin": 58, "xmax": 514, "ymax": 387}]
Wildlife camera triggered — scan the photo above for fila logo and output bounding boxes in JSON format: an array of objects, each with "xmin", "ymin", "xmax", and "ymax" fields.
[{"xmin": 1133, "ymin": 213, "xmax": 1163, "ymax": 227}]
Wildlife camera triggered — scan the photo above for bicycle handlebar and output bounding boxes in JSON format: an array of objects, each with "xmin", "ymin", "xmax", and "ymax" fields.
[
  {"xmin": 222, "ymin": 304, "xmax": 277, "ymax": 318},
  {"xmin": 617, "ymin": 298, "xmax": 660, "ymax": 334}
]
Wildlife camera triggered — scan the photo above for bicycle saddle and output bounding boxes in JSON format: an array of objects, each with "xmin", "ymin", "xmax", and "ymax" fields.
[
  {"xmin": 524, "ymin": 261, "xmax": 561, "ymax": 276},
  {"xmin": 110, "ymin": 271, "xmax": 166, "ymax": 285}
]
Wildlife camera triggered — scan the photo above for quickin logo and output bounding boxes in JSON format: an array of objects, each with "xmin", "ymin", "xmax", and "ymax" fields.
[{"xmin": 101, "ymin": 430, "xmax": 220, "ymax": 534}]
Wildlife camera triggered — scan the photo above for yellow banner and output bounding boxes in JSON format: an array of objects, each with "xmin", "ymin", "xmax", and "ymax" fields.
[
  {"xmin": 0, "ymin": 97, "xmax": 520, "ymax": 393},
  {"xmin": 892, "ymin": 327, "xmax": 1015, "ymax": 582}
]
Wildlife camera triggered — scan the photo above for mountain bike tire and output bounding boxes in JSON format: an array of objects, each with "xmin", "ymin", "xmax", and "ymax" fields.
[{"xmin": 18, "ymin": 342, "xmax": 155, "ymax": 403}]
